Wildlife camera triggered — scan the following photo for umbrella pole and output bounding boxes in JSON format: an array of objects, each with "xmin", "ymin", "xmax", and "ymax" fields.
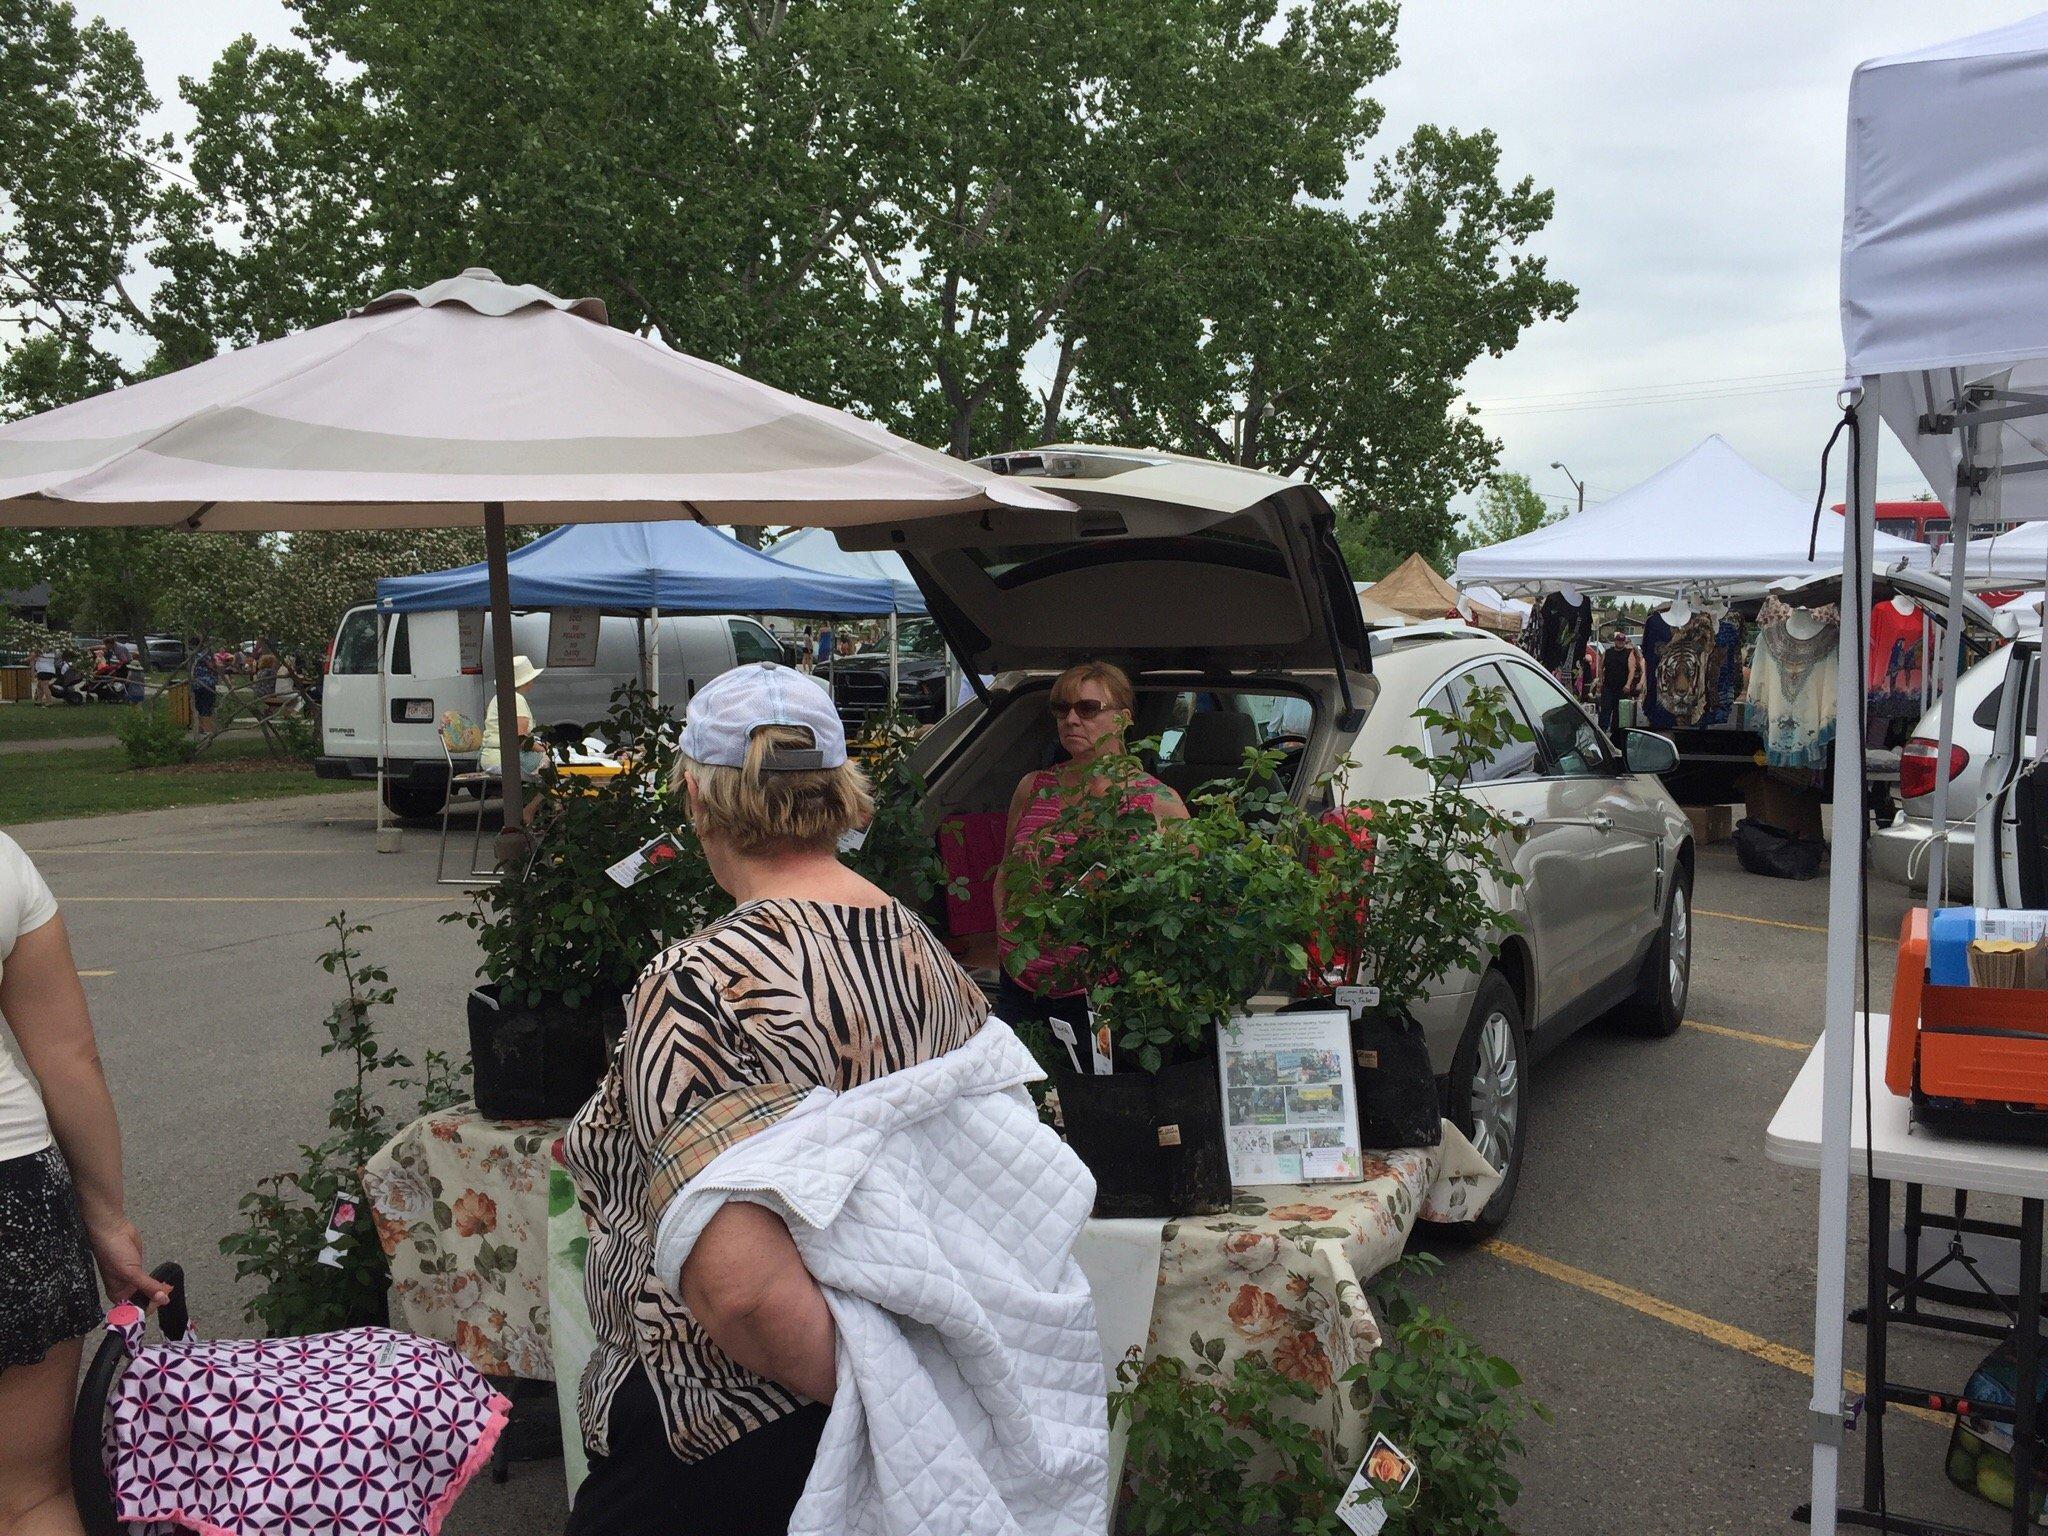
[
  {"xmin": 484, "ymin": 501, "xmax": 526, "ymax": 860},
  {"xmin": 375, "ymin": 608, "xmax": 397, "ymax": 853}
]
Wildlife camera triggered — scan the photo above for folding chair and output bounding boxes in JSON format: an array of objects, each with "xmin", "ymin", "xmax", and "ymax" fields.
[{"xmin": 436, "ymin": 711, "xmax": 499, "ymax": 885}]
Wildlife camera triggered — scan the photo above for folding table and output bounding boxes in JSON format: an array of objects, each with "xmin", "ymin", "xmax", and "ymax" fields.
[{"xmin": 1769, "ymin": 1014, "xmax": 2048, "ymax": 1534}]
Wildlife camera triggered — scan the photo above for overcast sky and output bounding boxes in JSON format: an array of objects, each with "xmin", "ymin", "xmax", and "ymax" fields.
[{"xmin": 77, "ymin": 0, "xmax": 2045, "ymax": 516}]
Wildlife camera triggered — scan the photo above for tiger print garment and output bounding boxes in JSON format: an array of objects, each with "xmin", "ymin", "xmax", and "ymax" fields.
[{"xmin": 559, "ymin": 896, "xmax": 988, "ymax": 1462}]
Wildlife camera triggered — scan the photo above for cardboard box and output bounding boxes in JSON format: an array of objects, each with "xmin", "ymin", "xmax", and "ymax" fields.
[{"xmin": 1685, "ymin": 804, "xmax": 1735, "ymax": 844}]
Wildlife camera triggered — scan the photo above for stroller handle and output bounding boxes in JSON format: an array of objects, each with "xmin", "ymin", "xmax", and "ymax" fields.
[
  {"xmin": 152, "ymin": 1263, "xmax": 188, "ymax": 1342},
  {"xmin": 71, "ymin": 1261, "xmax": 192, "ymax": 1536}
]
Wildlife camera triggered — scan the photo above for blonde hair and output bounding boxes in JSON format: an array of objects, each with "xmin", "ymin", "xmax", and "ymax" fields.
[
  {"xmin": 1050, "ymin": 659, "xmax": 1135, "ymax": 715},
  {"xmin": 675, "ymin": 724, "xmax": 873, "ymax": 855}
]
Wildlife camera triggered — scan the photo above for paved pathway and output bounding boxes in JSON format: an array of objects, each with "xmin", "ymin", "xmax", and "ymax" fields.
[{"xmin": 0, "ymin": 733, "xmax": 118, "ymax": 754}]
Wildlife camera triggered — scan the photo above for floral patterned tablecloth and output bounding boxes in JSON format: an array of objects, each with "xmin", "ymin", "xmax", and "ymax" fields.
[
  {"xmin": 1131, "ymin": 1120, "xmax": 1499, "ymax": 1472},
  {"xmin": 363, "ymin": 1106, "xmax": 565, "ymax": 1382}
]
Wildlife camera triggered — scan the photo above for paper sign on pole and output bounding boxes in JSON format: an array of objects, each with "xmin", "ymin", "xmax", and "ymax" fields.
[
  {"xmin": 548, "ymin": 607, "xmax": 600, "ymax": 668},
  {"xmin": 457, "ymin": 610, "xmax": 483, "ymax": 672}
]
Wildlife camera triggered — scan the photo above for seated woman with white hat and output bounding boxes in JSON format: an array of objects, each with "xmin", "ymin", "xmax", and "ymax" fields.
[{"xmin": 478, "ymin": 654, "xmax": 545, "ymax": 778}]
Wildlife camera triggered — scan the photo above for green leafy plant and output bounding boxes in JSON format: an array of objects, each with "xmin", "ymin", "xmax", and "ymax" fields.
[
  {"xmin": 1111, "ymin": 1344, "xmax": 1347, "ymax": 1535},
  {"xmin": 1307, "ymin": 689, "xmax": 1530, "ymax": 1014},
  {"xmin": 220, "ymin": 913, "xmax": 469, "ymax": 1336},
  {"xmin": 113, "ymin": 699, "xmax": 196, "ymax": 767},
  {"xmin": 1107, "ymin": 1259, "xmax": 1544, "ymax": 1536},
  {"xmin": 846, "ymin": 706, "xmax": 962, "ymax": 914},
  {"xmin": 1362, "ymin": 1255, "xmax": 1549, "ymax": 1535},
  {"xmin": 446, "ymin": 683, "xmax": 727, "ymax": 1010},
  {"xmin": 268, "ymin": 708, "xmax": 319, "ymax": 762},
  {"xmin": 998, "ymin": 741, "xmax": 1325, "ymax": 1069}
]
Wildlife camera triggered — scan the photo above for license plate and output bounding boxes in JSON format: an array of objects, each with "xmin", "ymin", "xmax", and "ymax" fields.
[{"xmin": 400, "ymin": 699, "xmax": 433, "ymax": 722}]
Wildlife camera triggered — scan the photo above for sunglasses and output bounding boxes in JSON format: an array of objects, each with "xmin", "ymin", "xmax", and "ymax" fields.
[{"xmin": 1049, "ymin": 698, "xmax": 1112, "ymax": 721}]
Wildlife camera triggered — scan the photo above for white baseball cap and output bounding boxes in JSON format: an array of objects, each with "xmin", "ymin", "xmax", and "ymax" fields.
[{"xmin": 681, "ymin": 662, "xmax": 848, "ymax": 771}]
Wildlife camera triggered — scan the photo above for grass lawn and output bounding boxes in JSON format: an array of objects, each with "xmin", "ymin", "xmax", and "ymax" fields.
[
  {"xmin": 0, "ymin": 700, "xmax": 140, "ymax": 741},
  {"xmin": 0, "ymin": 738, "xmax": 365, "ymax": 825}
]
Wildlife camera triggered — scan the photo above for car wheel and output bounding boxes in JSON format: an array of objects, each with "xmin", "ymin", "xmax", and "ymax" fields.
[
  {"xmin": 1617, "ymin": 863, "xmax": 1692, "ymax": 1037},
  {"xmin": 1437, "ymin": 969, "xmax": 1527, "ymax": 1240},
  {"xmin": 381, "ymin": 780, "xmax": 446, "ymax": 822}
]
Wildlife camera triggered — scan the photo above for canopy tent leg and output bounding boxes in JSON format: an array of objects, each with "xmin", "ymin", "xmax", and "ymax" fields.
[
  {"xmin": 636, "ymin": 610, "xmax": 649, "ymax": 695},
  {"xmin": 888, "ymin": 611, "xmax": 899, "ymax": 719},
  {"xmin": 1924, "ymin": 455, "xmax": 1977, "ymax": 906},
  {"xmin": 375, "ymin": 608, "xmax": 397, "ymax": 853},
  {"xmin": 484, "ymin": 501, "xmax": 526, "ymax": 863},
  {"xmin": 1805, "ymin": 380, "xmax": 1883, "ymax": 1536},
  {"xmin": 649, "ymin": 608, "xmax": 661, "ymax": 710}
]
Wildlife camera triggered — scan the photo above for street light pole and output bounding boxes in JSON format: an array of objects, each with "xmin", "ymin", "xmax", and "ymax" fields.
[{"xmin": 1550, "ymin": 459, "xmax": 1586, "ymax": 516}]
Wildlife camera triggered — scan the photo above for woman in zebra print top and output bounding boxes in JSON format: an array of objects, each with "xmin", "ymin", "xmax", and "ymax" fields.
[{"xmin": 561, "ymin": 664, "xmax": 987, "ymax": 1536}]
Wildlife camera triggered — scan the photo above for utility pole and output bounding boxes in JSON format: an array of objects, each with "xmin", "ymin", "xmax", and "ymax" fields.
[{"xmin": 1550, "ymin": 460, "xmax": 1586, "ymax": 516}]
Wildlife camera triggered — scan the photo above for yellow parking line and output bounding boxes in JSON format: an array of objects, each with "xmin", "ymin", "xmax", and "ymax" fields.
[
  {"xmin": 1681, "ymin": 1018, "xmax": 1811, "ymax": 1053},
  {"xmin": 1696, "ymin": 908, "xmax": 1897, "ymax": 944},
  {"xmin": 1480, "ymin": 1240, "xmax": 1948, "ymax": 1428}
]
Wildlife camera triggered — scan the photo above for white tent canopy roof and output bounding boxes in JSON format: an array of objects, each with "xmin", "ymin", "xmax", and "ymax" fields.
[
  {"xmin": 0, "ymin": 267, "xmax": 1074, "ymax": 531},
  {"xmin": 1844, "ymin": 15, "xmax": 2048, "ymax": 520},
  {"xmin": 1935, "ymin": 516, "xmax": 2048, "ymax": 580},
  {"xmin": 1453, "ymin": 434, "xmax": 1928, "ymax": 592}
]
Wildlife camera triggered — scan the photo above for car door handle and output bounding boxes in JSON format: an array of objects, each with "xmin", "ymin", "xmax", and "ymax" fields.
[{"xmin": 1589, "ymin": 811, "xmax": 1614, "ymax": 832}]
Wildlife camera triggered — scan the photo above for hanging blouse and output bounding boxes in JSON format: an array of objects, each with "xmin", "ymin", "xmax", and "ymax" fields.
[
  {"xmin": 1867, "ymin": 600, "xmax": 1927, "ymax": 719},
  {"xmin": 1528, "ymin": 592, "xmax": 1591, "ymax": 680},
  {"xmin": 1644, "ymin": 611, "xmax": 1720, "ymax": 729},
  {"xmin": 1744, "ymin": 596, "xmax": 1841, "ymax": 770},
  {"xmin": 1697, "ymin": 616, "xmax": 1746, "ymax": 728}
]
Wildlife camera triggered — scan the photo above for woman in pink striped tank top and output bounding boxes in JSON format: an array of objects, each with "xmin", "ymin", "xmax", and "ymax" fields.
[{"xmin": 996, "ymin": 661, "xmax": 1185, "ymax": 1036}]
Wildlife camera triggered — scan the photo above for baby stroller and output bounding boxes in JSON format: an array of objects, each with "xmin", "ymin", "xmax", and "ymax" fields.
[{"xmin": 70, "ymin": 1263, "xmax": 511, "ymax": 1536}]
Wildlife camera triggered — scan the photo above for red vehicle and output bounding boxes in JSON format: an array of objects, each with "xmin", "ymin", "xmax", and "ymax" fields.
[{"xmin": 1830, "ymin": 499, "xmax": 1954, "ymax": 549}]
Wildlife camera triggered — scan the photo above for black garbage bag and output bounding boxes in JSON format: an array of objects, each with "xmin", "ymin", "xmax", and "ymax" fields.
[{"xmin": 1732, "ymin": 817, "xmax": 1824, "ymax": 881}]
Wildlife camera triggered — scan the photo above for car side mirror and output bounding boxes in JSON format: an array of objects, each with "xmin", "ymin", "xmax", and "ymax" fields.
[{"xmin": 1624, "ymin": 729, "xmax": 1679, "ymax": 776}]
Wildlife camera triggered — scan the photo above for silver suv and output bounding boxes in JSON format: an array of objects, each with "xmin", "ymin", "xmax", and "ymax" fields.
[{"xmin": 856, "ymin": 445, "xmax": 1693, "ymax": 1233}]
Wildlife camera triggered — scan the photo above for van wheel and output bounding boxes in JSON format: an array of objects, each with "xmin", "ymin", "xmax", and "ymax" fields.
[
  {"xmin": 1617, "ymin": 864, "xmax": 1692, "ymax": 1037},
  {"xmin": 381, "ymin": 780, "xmax": 446, "ymax": 822},
  {"xmin": 1435, "ymin": 969, "xmax": 1527, "ymax": 1241}
]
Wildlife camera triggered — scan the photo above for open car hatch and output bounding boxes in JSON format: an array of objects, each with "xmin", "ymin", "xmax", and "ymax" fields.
[{"xmin": 834, "ymin": 445, "xmax": 1370, "ymax": 690}]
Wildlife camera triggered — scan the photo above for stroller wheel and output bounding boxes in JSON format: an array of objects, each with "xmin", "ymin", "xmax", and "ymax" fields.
[{"xmin": 70, "ymin": 1263, "xmax": 186, "ymax": 1536}]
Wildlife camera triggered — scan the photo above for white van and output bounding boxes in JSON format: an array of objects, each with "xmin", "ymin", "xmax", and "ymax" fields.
[{"xmin": 316, "ymin": 606, "xmax": 784, "ymax": 817}]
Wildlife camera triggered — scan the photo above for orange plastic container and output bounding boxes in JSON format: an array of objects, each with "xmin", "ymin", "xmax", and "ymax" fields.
[{"xmin": 1887, "ymin": 908, "xmax": 2048, "ymax": 1116}]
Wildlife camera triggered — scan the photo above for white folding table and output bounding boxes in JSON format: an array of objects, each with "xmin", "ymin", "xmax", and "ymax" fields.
[{"xmin": 1769, "ymin": 1014, "xmax": 2048, "ymax": 1535}]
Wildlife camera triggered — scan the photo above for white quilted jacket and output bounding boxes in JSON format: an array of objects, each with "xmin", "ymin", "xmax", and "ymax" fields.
[{"xmin": 651, "ymin": 1019, "xmax": 1109, "ymax": 1536}]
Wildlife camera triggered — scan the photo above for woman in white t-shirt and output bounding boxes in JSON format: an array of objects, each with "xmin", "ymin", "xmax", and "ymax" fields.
[{"xmin": 0, "ymin": 831, "xmax": 167, "ymax": 1534}]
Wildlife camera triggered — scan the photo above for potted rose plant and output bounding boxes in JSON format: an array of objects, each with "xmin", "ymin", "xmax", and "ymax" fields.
[
  {"xmin": 999, "ymin": 741, "xmax": 1326, "ymax": 1216},
  {"xmin": 1300, "ymin": 688, "xmax": 1529, "ymax": 1151},
  {"xmin": 446, "ymin": 684, "xmax": 727, "ymax": 1118}
]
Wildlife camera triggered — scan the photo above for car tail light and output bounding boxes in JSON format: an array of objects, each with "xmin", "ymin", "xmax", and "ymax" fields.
[{"xmin": 1899, "ymin": 737, "xmax": 1969, "ymax": 801}]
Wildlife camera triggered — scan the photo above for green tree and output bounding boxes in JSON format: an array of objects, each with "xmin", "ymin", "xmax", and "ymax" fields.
[
  {"xmin": 1, "ymin": 0, "xmax": 1572, "ymax": 608},
  {"xmin": 1447, "ymin": 470, "xmax": 1560, "ymax": 559}
]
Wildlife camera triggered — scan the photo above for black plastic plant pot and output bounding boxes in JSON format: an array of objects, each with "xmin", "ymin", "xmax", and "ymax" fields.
[
  {"xmin": 466, "ymin": 984, "xmax": 621, "ymax": 1121},
  {"xmin": 1051, "ymin": 1044, "xmax": 1231, "ymax": 1219}
]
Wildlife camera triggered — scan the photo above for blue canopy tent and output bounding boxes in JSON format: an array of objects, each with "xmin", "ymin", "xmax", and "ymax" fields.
[
  {"xmin": 763, "ymin": 525, "xmax": 931, "ymax": 699},
  {"xmin": 375, "ymin": 519, "xmax": 895, "ymax": 616}
]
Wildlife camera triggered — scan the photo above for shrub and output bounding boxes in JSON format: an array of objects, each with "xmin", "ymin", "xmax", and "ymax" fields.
[
  {"xmin": 114, "ymin": 701, "xmax": 196, "ymax": 768},
  {"xmin": 269, "ymin": 709, "xmax": 319, "ymax": 762},
  {"xmin": 446, "ymin": 684, "xmax": 727, "ymax": 1009},
  {"xmin": 219, "ymin": 914, "xmax": 469, "ymax": 1336}
]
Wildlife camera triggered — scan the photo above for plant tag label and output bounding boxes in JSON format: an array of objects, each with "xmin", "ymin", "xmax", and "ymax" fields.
[
  {"xmin": 1304, "ymin": 1146, "xmax": 1360, "ymax": 1181},
  {"xmin": 607, "ymin": 832, "xmax": 686, "ymax": 888},
  {"xmin": 1047, "ymin": 1016, "xmax": 1085, "ymax": 1073},
  {"xmin": 1337, "ymin": 1433, "xmax": 1419, "ymax": 1536},
  {"xmin": 837, "ymin": 825, "xmax": 868, "ymax": 854},
  {"xmin": 1334, "ymin": 984, "xmax": 1379, "ymax": 1019},
  {"xmin": 1085, "ymin": 1006, "xmax": 1113, "ymax": 1075},
  {"xmin": 1356, "ymin": 1048, "xmax": 1380, "ymax": 1070},
  {"xmin": 317, "ymin": 1191, "xmax": 358, "ymax": 1270},
  {"xmin": 1156, "ymin": 1123, "xmax": 1182, "ymax": 1147}
]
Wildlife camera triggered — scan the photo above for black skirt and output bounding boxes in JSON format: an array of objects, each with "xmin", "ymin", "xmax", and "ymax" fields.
[
  {"xmin": 567, "ymin": 1368, "xmax": 828, "ymax": 1536},
  {"xmin": 0, "ymin": 1144, "xmax": 103, "ymax": 1369}
]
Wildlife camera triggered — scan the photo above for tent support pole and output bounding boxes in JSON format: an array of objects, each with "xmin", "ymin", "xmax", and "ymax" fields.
[
  {"xmin": 649, "ymin": 608, "xmax": 661, "ymax": 709},
  {"xmin": 888, "ymin": 611, "xmax": 899, "ymax": 715},
  {"xmin": 1806, "ymin": 380, "xmax": 1881, "ymax": 1536},
  {"xmin": 484, "ymin": 501, "xmax": 526, "ymax": 857},
  {"xmin": 1924, "ymin": 452, "xmax": 1976, "ymax": 907}
]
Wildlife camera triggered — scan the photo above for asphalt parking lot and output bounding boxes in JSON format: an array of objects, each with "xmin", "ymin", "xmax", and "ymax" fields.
[{"xmin": 28, "ymin": 790, "xmax": 2011, "ymax": 1533}]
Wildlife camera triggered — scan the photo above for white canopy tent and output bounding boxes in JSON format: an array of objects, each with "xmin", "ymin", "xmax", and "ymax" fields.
[
  {"xmin": 1453, "ymin": 434, "xmax": 1929, "ymax": 594},
  {"xmin": 0, "ymin": 267, "xmax": 1073, "ymax": 845},
  {"xmin": 1936, "ymin": 515, "xmax": 2048, "ymax": 582},
  {"xmin": 1811, "ymin": 15, "xmax": 2048, "ymax": 1533}
]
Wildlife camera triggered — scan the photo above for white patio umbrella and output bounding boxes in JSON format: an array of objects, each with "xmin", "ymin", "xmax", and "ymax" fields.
[{"xmin": 0, "ymin": 268, "xmax": 1074, "ymax": 841}]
